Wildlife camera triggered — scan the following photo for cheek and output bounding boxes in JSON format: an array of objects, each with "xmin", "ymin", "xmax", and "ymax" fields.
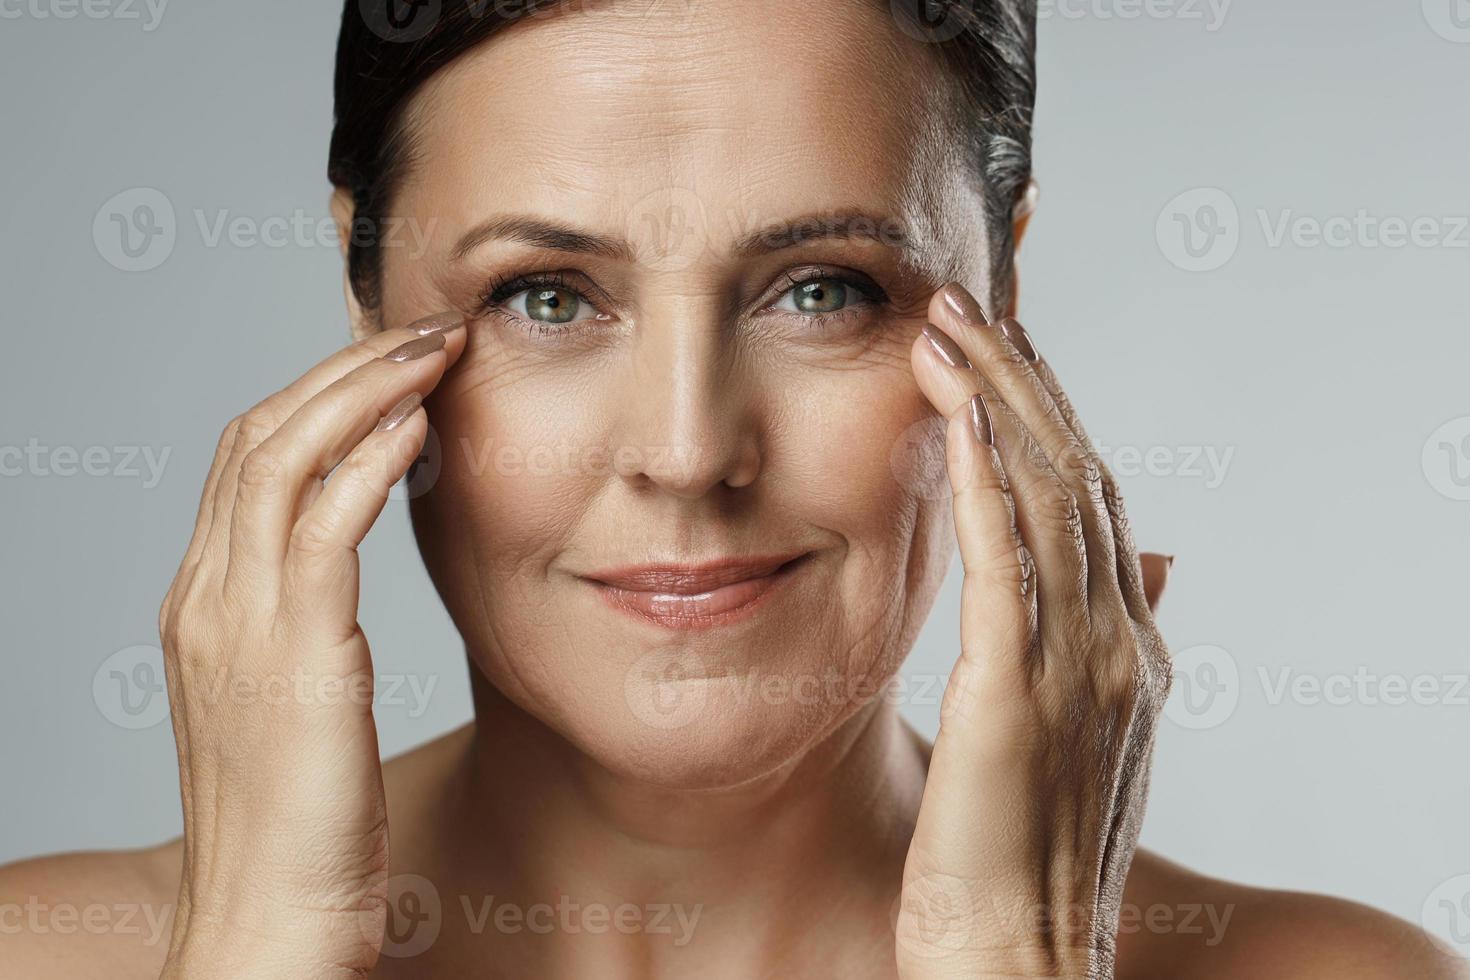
[
  {"xmin": 768, "ymin": 344, "xmax": 939, "ymax": 546},
  {"xmin": 423, "ymin": 349, "xmax": 606, "ymax": 575},
  {"xmin": 776, "ymin": 343, "xmax": 958, "ymax": 643},
  {"xmin": 766, "ymin": 351, "xmax": 953, "ymax": 636}
]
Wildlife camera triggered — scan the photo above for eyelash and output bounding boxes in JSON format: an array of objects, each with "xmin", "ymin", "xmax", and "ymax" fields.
[
  {"xmin": 476, "ymin": 270, "xmax": 599, "ymax": 338},
  {"xmin": 475, "ymin": 268, "xmax": 890, "ymax": 336},
  {"xmin": 771, "ymin": 269, "xmax": 888, "ymax": 323}
]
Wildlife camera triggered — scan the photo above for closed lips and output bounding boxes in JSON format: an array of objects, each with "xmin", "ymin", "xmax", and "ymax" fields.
[{"xmin": 583, "ymin": 553, "xmax": 810, "ymax": 627}]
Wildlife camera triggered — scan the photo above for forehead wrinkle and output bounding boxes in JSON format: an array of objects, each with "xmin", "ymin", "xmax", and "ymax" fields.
[
  {"xmin": 528, "ymin": 0, "xmax": 905, "ymax": 96},
  {"xmin": 398, "ymin": 0, "xmax": 982, "ymax": 285},
  {"xmin": 415, "ymin": 0, "xmax": 941, "ymax": 141}
]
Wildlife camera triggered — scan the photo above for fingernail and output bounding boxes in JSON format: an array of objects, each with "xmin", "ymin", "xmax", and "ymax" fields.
[
  {"xmin": 1000, "ymin": 317, "xmax": 1039, "ymax": 362},
  {"xmin": 968, "ymin": 393, "xmax": 993, "ymax": 446},
  {"xmin": 408, "ymin": 311, "xmax": 466, "ymax": 336},
  {"xmin": 940, "ymin": 282, "xmax": 989, "ymax": 325},
  {"xmin": 384, "ymin": 333, "xmax": 446, "ymax": 362},
  {"xmin": 376, "ymin": 392, "xmax": 423, "ymax": 432},
  {"xmin": 922, "ymin": 322, "xmax": 971, "ymax": 370}
]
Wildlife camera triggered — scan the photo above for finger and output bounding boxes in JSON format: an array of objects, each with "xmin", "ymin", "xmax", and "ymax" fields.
[
  {"xmin": 912, "ymin": 322, "xmax": 1090, "ymax": 636},
  {"xmin": 201, "ymin": 312, "xmax": 466, "ymax": 580},
  {"xmin": 907, "ymin": 394, "xmax": 1041, "ymax": 894},
  {"xmin": 1139, "ymin": 552, "xmax": 1173, "ymax": 615},
  {"xmin": 1005, "ymin": 316, "xmax": 1153, "ymax": 622},
  {"xmin": 930, "ymin": 284, "xmax": 1121, "ymax": 616},
  {"xmin": 279, "ymin": 399, "xmax": 428, "ymax": 641},
  {"xmin": 164, "ymin": 417, "xmax": 241, "ymax": 612},
  {"xmin": 224, "ymin": 334, "xmax": 452, "ymax": 591},
  {"xmin": 949, "ymin": 394, "xmax": 1039, "ymax": 693}
]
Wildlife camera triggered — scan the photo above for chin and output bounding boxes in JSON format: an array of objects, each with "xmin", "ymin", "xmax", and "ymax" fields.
[
  {"xmin": 569, "ymin": 677, "xmax": 867, "ymax": 791},
  {"xmin": 484, "ymin": 641, "xmax": 897, "ymax": 792}
]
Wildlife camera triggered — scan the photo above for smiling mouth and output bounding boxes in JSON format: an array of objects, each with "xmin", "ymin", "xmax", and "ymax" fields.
[{"xmin": 581, "ymin": 552, "xmax": 812, "ymax": 630}]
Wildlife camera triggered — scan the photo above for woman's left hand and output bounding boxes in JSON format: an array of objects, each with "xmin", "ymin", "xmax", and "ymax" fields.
[{"xmin": 896, "ymin": 282, "xmax": 1174, "ymax": 980}]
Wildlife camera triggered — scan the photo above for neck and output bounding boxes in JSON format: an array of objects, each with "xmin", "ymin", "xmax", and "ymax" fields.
[{"xmin": 400, "ymin": 673, "xmax": 926, "ymax": 977}]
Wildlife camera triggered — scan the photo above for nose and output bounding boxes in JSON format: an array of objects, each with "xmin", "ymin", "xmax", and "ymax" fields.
[{"xmin": 607, "ymin": 310, "xmax": 762, "ymax": 498}]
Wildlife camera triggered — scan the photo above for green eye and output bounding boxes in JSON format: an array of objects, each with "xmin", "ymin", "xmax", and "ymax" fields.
[
  {"xmin": 523, "ymin": 287, "xmax": 581, "ymax": 324},
  {"xmin": 790, "ymin": 279, "xmax": 849, "ymax": 314}
]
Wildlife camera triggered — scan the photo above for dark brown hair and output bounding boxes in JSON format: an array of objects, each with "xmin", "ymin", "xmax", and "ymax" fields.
[{"xmin": 330, "ymin": 0, "xmax": 1037, "ymax": 314}]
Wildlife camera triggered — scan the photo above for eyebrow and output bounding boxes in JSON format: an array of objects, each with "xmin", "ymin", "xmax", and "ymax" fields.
[
  {"xmin": 449, "ymin": 208, "xmax": 916, "ymax": 264},
  {"xmin": 450, "ymin": 213, "xmax": 635, "ymax": 263}
]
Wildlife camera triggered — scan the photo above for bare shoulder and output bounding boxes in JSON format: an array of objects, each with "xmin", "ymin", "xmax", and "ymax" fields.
[
  {"xmin": 0, "ymin": 727, "xmax": 470, "ymax": 980},
  {"xmin": 0, "ymin": 840, "xmax": 182, "ymax": 980},
  {"xmin": 1119, "ymin": 849, "xmax": 1470, "ymax": 980}
]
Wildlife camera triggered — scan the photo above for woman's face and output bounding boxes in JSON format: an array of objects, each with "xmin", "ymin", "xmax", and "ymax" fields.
[{"xmin": 373, "ymin": 0, "xmax": 994, "ymax": 787}]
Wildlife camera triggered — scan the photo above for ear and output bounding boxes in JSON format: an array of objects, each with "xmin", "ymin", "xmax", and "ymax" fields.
[
  {"xmin": 330, "ymin": 187, "xmax": 378, "ymax": 341},
  {"xmin": 1138, "ymin": 552, "xmax": 1175, "ymax": 615},
  {"xmin": 1003, "ymin": 178, "xmax": 1040, "ymax": 320}
]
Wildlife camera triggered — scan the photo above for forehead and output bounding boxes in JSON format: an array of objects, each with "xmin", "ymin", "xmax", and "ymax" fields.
[{"xmin": 397, "ymin": 0, "xmax": 977, "ymax": 260}]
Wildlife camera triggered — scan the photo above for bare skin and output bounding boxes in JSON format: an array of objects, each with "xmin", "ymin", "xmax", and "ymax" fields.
[
  {"xmin": 1, "ymin": 1, "xmax": 1465, "ymax": 977},
  {"xmin": 0, "ymin": 740, "xmax": 1460, "ymax": 978}
]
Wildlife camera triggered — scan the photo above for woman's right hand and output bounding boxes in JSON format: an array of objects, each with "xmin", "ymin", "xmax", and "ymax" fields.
[{"xmin": 155, "ymin": 313, "xmax": 467, "ymax": 980}]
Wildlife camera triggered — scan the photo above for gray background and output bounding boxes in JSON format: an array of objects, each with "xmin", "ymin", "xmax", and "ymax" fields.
[{"xmin": 2, "ymin": 0, "xmax": 1467, "ymax": 949}]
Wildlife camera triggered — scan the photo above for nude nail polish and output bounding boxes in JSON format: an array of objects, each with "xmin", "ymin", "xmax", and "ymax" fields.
[
  {"xmin": 968, "ymin": 393, "xmax": 993, "ymax": 446},
  {"xmin": 1000, "ymin": 317, "xmax": 1039, "ymax": 362},
  {"xmin": 922, "ymin": 322, "xmax": 971, "ymax": 370},
  {"xmin": 376, "ymin": 392, "xmax": 423, "ymax": 432},
  {"xmin": 940, "ymin": 282, "xmax": 989, "ymax": 325},
  {"xmin": 384, "ymin": 333, "xmax": 446, "ymax": 362},
  {"xmin": 408, "ymin": 311, "xmax": 466, "ymax": 336}
]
